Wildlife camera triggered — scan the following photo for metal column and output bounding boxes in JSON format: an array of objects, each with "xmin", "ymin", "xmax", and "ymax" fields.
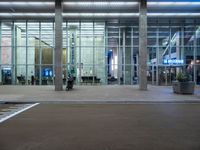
[
  {"xmin": 93, "ymin": 21, "xmax": 95, "ymax": 84},
  {"xmin": 194, "ymin": 24, "xmax": 197, "ymax": 84},
  {"xmin": 66, "ymin": 21, "xmax": 68, "ymax": 85},
  {"xmin": 123, "ymin": 28, "xmax": 126, "ymax": 85},
  {"xmin": 52, "ymin": 21, "xmax": 55, "ymax": 85},
  {"xmin": 118, "ymin": 25, "xmax": 121, "ymax": 85},
  {"xmin": 156, "ymin": 27, "xmax": 159, "ymax": 85},
  {"xmin": 104, "ymin": 22, "xmax": 108, "ymax": 85},
  {"xmin": 131, "ymin": 27, "xmax": 133, "ymax": 85},
  {"xmin": 39, "ymin": 22, "xmax": 42, "ymax": 85},
  {"xmin": 79, "ymin": 21, "xmax": 81, "ymax": 85},
  {"xmin": 25, "ymin": 21, "xmax": 28, "ymax": 84}
]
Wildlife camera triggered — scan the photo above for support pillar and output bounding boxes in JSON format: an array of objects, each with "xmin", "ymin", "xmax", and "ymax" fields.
[
  {"xmin": 78, "ymin": 21, "xmax": 81, "ymax": 85},
  {"xmin": 0, "ymin": 22, "xmax": 1, "ymax": 84},
  {"xmin": 131, "ymin": 27, "xmax": 133, "ymax": 85},
  {"xmin": 55, "ymin": 0, "xmax": 63, "ymax": 91},
  {"xmin": 194, "ymin": 24, "xmax": 197, "ymax": 84},
  {"xmin": 11, "ymin": 22, "xmax": 16, "ymax": 85},
  {"xmin": 139, "ymin": 0, "xmax": 147, "ymax": 90},
  {"xmin": 39, "ymin": 22, "xmax": 42, "ymax": 85},
  {"xmin": 156, "ymin": 27, "xmax": 159, "ymax": 85},
  {"xmin": 25, "ymin": 21, "xmax": 28, "ymax": 84}
]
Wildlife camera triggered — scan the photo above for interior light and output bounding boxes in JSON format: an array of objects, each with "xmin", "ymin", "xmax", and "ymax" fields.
[
  {"xmin": 63, "ymin": 13, "xmax": 139, "ymax": 17},
  {"xmin": 0, "ymin": 2, "xmax": 54, "ymax": 5},
  {"xmin": 0, "ymin": 13, "xmax": 200, "ymax": 18},
  {"xmin": 148, "ymin": 2, "xmax": 200, "ymax": 6},
  {"xmin": 148, "ymin": 13, "xmax": 200, "ymax": 17},
  {"xmin": 4, "ymin": 1, "xmax": 200, "ymax": 7},
  {"xmin": 1, "ymin": 13, "xmax": 54, "ymax": 17},
  {"xmin": 0, "ymin": 13, "xmax": 11, "ymax": 17},
  {"xmin": 64, "ymin": 2, "xmax": 138, "ymax": 6}
]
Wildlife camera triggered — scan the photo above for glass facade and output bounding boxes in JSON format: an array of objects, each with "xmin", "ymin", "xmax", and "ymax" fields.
[{"xmin": 0, "ymin": 19, "xmax": 200, "ymax": 85}]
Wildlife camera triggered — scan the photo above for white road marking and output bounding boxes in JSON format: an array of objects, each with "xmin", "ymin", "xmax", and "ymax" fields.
[{"xmin": 0, "ymin": 103, "xmax": 39, "ymax": 123}]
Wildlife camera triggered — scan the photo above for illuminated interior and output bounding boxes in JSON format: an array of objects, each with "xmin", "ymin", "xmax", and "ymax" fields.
[{"xmin": 0, "ymin": 0, "xmax": 200, "ymax": 85}]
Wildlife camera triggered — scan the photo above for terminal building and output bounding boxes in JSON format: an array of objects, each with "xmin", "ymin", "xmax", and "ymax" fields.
[{"xmin": 0, "ymin": 0, "xmax": 200, "ymax": 90}]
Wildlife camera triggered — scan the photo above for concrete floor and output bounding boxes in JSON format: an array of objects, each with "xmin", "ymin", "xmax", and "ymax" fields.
[
  {"xmin": 0, "ymin": 104, "xmax": 200, "ymax": 150},
  {"xmin": 0, "ymin": 85, "xmax": 200, "ymax": 103}
]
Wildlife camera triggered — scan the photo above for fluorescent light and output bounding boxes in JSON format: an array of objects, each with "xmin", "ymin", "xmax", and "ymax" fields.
[
  {"xmin": 2, "ymin": 1, "xmax": 200, "ymax": 7},
  {"xmin": 148, "ymin": 2, "xmax": 200, "ymax": 6},
  {"xmin": 0, "ymin": 13, "xmax": 12, "ymax": 17},
  {"xmin": 63, "ymin": 13, "xmax": 139, "ymax": 17},
  {"xmin": 0, "ymin": 2, "xmax": 54, "ymax": 5},
  {"xmin": 148, "ymin": 13, "xmax": 200, "ymax": 17},
  {"xmin": 0, "ymin": 13, "xmax": 54, "ymax": 17},
  {"xmin": 64, "ymin": 2, "xmax": 138, "ymax": 6},
  {"xmin": 63, "ymin": 13, "xmax": 200, "ymax": 17},
  {"xmin": 0, "ymin": 12, "xmax": 200, "ymax": 18}
]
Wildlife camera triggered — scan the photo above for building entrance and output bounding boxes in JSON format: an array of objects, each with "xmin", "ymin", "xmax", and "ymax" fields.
[
  {"xmin": 1, "ymin": 67, "xmax": 12, "ymax": 85},
  {"xmin": 148, "ymin": 65, "xmax": 184, "ymax": 86}
]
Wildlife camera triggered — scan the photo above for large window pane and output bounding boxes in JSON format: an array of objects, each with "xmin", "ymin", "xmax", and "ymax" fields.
[{"xmin": 1, "ymin": 22, "xmax": 12, "ymax": 64}]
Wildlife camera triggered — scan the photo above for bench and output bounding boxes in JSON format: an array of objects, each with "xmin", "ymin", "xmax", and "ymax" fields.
[{"xmin": 81, "ymin": 76, "xmax": 101, "ymax": 85}]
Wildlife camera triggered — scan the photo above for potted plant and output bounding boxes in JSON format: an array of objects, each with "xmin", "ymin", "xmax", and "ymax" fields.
[{"xmin": 172, "ymin": 72, "xmax": 195, "ymax": 94}]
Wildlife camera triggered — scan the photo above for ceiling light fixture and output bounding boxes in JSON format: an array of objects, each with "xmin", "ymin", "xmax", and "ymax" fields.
[
  {"xmin": 148, "ymin": 2, "xmax": 200, "ymax": 6},
  {"xmin": 63, "ymin": 2, "xmax": 138, "ymax": 6},
  {"xmin": 0, "ymin": 2, "xmax": 54, "ymax": 6}
]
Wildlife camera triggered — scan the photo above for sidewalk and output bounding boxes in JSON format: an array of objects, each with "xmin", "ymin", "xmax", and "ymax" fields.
[{"xmin": 0, "ymin": 85, "xmax": 199, "ymax": 103}]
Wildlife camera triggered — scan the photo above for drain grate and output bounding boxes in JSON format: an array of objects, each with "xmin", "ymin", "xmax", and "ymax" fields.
[{"xmin": 0, "ymin": 102, "xmax": 39, "ymax": 123}]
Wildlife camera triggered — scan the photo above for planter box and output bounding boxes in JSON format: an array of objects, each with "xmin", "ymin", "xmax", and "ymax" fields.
[{"xmin": 172, "ymin": 81, "xmax": 195, "ymax": 94}]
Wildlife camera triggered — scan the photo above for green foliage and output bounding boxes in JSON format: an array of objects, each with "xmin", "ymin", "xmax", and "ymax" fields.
[{"xmin": 176, "ymin": 72, "xmax": 192, "ymax": 82}]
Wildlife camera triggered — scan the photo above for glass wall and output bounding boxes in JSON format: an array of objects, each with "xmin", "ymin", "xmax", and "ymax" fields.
[
  {"xmin": 66, "ymin": 21, "xmax": 106, "ymax": 85},
  {"xmin": 148, "ymin": 19, "xmax": 200, "ymax": 85},
  {"xmin": 1, "ymin": 22, "xmax": 12, "ymax": 84},
  {"xmin": 0, "ymin": 19, "xmax": 200, "ymax": 85},
  {"xmin": 0, "ymin": 21, "xmax": 54, "ymax": 85}
]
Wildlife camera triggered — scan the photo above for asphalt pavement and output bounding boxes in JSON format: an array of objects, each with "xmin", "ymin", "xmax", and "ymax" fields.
[{"xmin": 0, "ymin": 103, "xmax": 200, "ymax": 150}]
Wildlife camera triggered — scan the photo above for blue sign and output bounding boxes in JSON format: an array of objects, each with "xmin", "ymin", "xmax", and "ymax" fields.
[
  {"xmin": 42, "ymin": 68, "xmax": 53, "ymax": 77},
  {"xmin": 163, "ymin": 59, "xmax": 184, "ymax": 64}
]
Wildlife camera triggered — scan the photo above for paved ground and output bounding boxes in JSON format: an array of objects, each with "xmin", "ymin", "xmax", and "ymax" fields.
[
  {"xmin": 0, "ymin": 86, "xmax": 200, "ymax": 150},
  {"xmin": 0, "ymin": 85, "xmax": 200, "ymax": 103},
  {"xmin": 0, "ymin": 104, "xmax": 200, "ymax": 150}
]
